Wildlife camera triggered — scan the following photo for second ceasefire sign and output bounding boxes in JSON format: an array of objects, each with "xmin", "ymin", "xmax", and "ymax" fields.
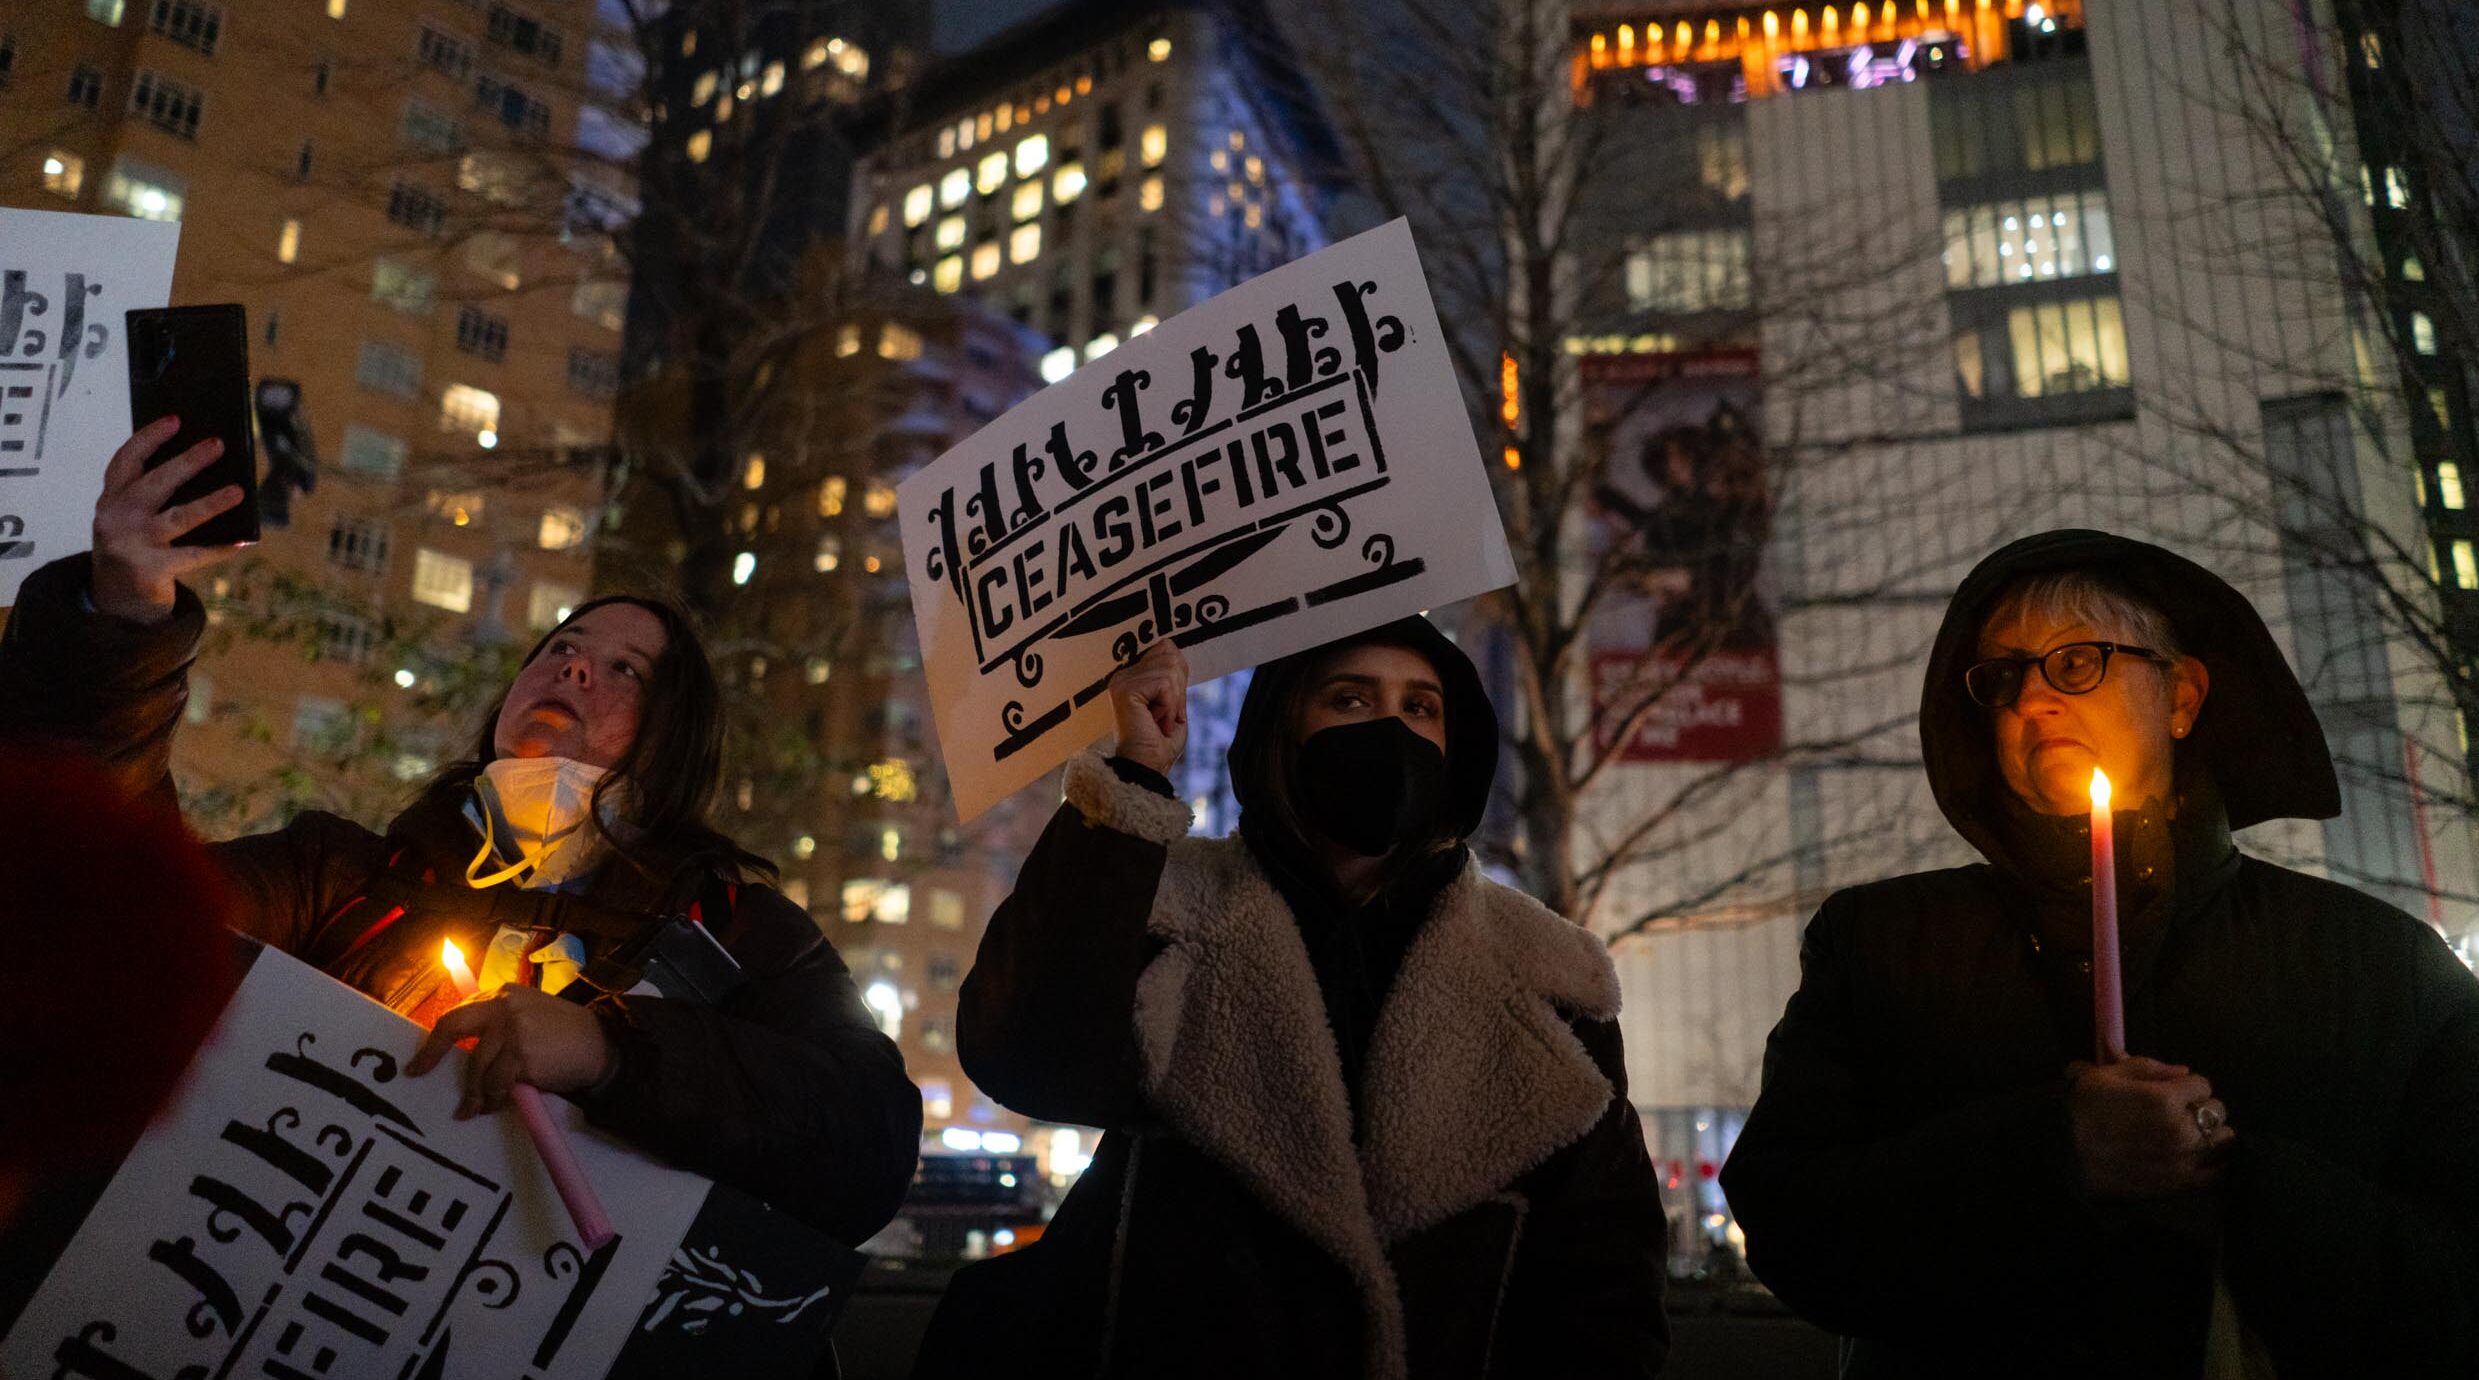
[{"xmin": 901, "ymin": 219, "xmax": 1517, "ymax": 820}]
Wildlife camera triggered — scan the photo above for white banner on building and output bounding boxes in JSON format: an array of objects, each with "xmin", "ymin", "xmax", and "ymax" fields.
[
  {"xmin": 900, "ymin": 219, "xmax": 1517, "ymax": 820},
  {"xmin": 1, "ymin": 942, "xmax": 858, "ymax": 1380},
  {"xmin": 0, "ymin": 208, "xmax": 181, "ymax": 605}
]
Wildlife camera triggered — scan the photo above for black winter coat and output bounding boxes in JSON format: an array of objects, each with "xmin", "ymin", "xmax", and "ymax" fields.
[
  {"xmin": 0, "ymin": 554, "xmax": 922, "ymax": 1247},
  {"xmin": 1720, "ymin": 531, "xmax": 2479, "ymax": 1377},
  {"xmin": 919, "ymin": 751, "xmax": 1668, "ymax": 1379}
]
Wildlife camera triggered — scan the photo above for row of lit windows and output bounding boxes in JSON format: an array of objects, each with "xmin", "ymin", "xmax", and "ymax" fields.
[
  {"xmin": 1624, "ymin": 230, "xmax": 1753, "ymax": 314},
  {"xmin": 1942, "ymin": 190, "xmax": 2114, "ymax": 288},
  {"xmin": 927, "ymin": 35, "xmax": 1172, "ymax": 163},
  {"xmin": 1954, "ymin": 293, "xmax": 2130, "ymax": 402}
]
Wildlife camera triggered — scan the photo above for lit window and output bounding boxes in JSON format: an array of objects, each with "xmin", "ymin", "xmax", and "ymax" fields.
[
  {"xmin": 937, "ymin": 128, "xmax": 955, "ymax": 158},
  {"xmin": 2362, "ymin": 31, "xmax": 2382, "ymax": 67},
  {"xmin": 880, "ymin": 827, "xmax": 902, "ymax": 862},
  {"xmin": 867, "ymin": 202, "xmax": 889, "ymax": 235},
  {"xmin": 88, "ymin": 0, "xmax": 127, "ymax": 22},
  {"xmin": 742, "ymin": 453, "xmax": 766, "ymax": 489},
  {"xmin": 1245, "ymin": 155, "xmax": 1264, "ymax": 184},
  {"xmin": 760, "ymin": 61, "xmax": 784, "ymax": 97},
  {"xmin": 814, "ymin": 534, "xmax": 841, "ymax": 572},
  {"xmin": 836, "ymin": 322, "xmax": 862, "ymax": 356},
  {"xmin": 538, "ymin": 505, "xmax": 588, "ymax": 549},
  {"xmin": 819, "ymin": 476, "xmax": 846, "ymax": 516},
  {"xmin": 2413, "ymin": 312, "xmax": 2438, "ymax": 355},
  {"xmin": 104, "ymin": 160, "xmax": 186, "ymax": 222},
  {"xmin": 1010, "ymin": 223, "xmax": 1042, "ymax": 264},
  {"xmin": 933, "ymin": 255, "xmax": 963, "ymax": 293},
  {"xmin": 903, "ymin": 183, "xmax": 934, "ymax": 226},
  {"xmin": 1149, "ymin": 36, "xmax": 1172, "ymax": 61},
  {"xmin": 692, "ymin": 70, "xmax": 717, "ymax": 105},
  {"xmin": 1085, "ymin": 333, "xmax": 1119, "ymax": 361},
  {"xmin": 686, "ymin": 129, "xmax": 712, "ymax": 163},
  {"xmin": 853, "ymin": 880, "xmax": 911, "ymax": 924},
  {"xmin": 1130, "ymin": 315, "xmax": 1158, "ymax": 336},
  {"xmin": 1141, "ymin": 124, "xmax": 1167, "ymax": 166},
  {"xmin": 438, "ymin": 384, "xmax": 499, "ymax": 439},
  {"xmin": 2440, "ymin": 463, "xmax": 2467, "ymax": 511},
  {"xmin": 878, "ymin": 322, "xmax": 923, "ymax": 360},
  {"xmin": 276, "ymin": 218, "xmax": 301, "ymax": 264},
  {"xmin": 42, "ymin": 151, "xmax": 86, "ymax": 199},
  {"xmin": 2457, "ymin": 541, "xmax": 2478, "ymax": 591},
  {"xmin": 731, "ymin": 551, "xmax": 756, "ymax": 585},
  {"xmin": 411, "ymin": 548, "xmax": 474, "ymax": 612},
  {"xmin": 977, "ymin": 150, "xmax": 1009, "ymax": 194},
  {"xmin": 1053, "ymin": 162, "xmax": 1087, "ymax": 202},
  {"xmin": 1624, "ymin": 229, "xmax": 1754, "ymax": 312},
  {"xmin": 1012, "ymin": 180, "xmax": 1044, "ymax": 222},
  {"xmin": 935, "ymin": 214, "xmax": 967, "ymax": 251},
  {"xmin": 1014, "ymin": 134, "xmax": 1049, "ymax": 178},
  {"xmin": 1040, "ymin": 347, "xmax": 1076, "ymax": 383},
  {"xmin": 2403, "ymin": 256, "xmax": 2426, "ymax": 281},
  {"xmin": 2386, "ymin": 166, "xmax": 2410, "ymax": 209},
  {"xmin": 805, "ymin": 657, "xmax": 831, "ymax": 684},
  {"xmin": 940, "ymin": 166, "xmax": 971, "ymax": 207},
  {"xmin": 1999, "ymin": 295, "xmax": 2131, "ymax": 399},
  {"xmin": 864, "ymin": 482, "xmax": 898, "ymax": 518},
  {"xmin": 527, "ymin": 582, "xmax": 583, "ymax": 631},
  {"xmin": 326, "ymin": 0, "xmax": 345, "ymax": 16},
  {"xmin": 971, "ymin": 242, "xmax": 1002, "ymax": 280},
  {"xmin": 340, "ymin": 425, "xmax": 408, "ymax": 479}
]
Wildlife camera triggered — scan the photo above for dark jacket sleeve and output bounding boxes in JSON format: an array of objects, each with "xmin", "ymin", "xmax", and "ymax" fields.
[
  {"xmin": 1719, "ymin": 895, "xmax": 2090, "ymax": 1337},
  {"xmin": 0, "ymin": 553, "xmax": 201, "ymax": 809},
  {"xmin": 2222, "ymin": 924, "xmax": 2479, "ymax": 1375},
  {"xmin": 1498, "ymin": 1017, "xmax": 1670, "ymax": 1378},
  {"xmin": 0, "ymin": 554, "xmax": 376, "ymax": 950},
  {"xmin": 580, "ymin": 885, "xmax": 924, "ymax": 1246},
  {"xmin": 955, "ymin": 752, "xmax": 1190, "ymax": 1131}
]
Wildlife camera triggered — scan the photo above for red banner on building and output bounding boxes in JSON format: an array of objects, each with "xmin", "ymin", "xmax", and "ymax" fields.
[{"xmin": 1584, "ymin": 347, "xmax": 1780, "ymax": 764}]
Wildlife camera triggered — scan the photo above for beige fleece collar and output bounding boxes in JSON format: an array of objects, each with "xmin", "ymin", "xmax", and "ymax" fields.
[{"xmin": 1064, "ymin": 752, "xmax": 1621, "ymax": 1378}]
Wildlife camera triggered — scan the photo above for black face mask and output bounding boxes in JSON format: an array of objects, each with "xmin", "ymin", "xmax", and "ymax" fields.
[{"xmin": 1293, "ymin": 717, "xmax": 1449, "ymax": 857}]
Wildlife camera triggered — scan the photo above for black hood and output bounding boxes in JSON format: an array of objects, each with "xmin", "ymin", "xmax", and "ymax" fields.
[
  {"xmin": 1922, "ymin": 529, "xmax": 2340, "ymax": 864},
  {"xmin": 1227, "ymin": 616, "xmax": 1499, "ymax": 846}
]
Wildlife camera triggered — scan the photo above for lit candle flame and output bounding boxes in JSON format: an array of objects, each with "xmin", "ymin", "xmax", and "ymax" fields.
[
  {"xmin": 440, "ymin": 938, "xmax": 478, "ymax": 997},
  {"xmin": 2089, "ymin": 767, "xmax": 2111, "ymax": 809}
]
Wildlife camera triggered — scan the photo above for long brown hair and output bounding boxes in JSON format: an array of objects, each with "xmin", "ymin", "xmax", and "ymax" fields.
[{"xmin": 408, "ymin": 594, "xmax": 774, "ymax": 885}]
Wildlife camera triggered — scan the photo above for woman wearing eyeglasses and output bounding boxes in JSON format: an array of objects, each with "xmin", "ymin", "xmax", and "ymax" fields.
[{"xmin": 1719, "ymin": 529, "xmax": 2479, "ymax": 1377}]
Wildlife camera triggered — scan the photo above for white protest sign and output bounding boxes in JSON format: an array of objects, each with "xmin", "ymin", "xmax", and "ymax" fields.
[
  {"xmin": 1, "ymin": 942, "xmax": 858, "ymax": 1380},
  {"xmin": 0, "ymin": 208, "xmax": 181, "ymax": 604},
  {"xmin": 900, "ymin": 219, "xmax": 1517, "ymax": 820}
]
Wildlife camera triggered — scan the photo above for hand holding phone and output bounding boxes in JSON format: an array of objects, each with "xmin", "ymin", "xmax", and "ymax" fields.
[
  {"xmin": 124, "ymin": 305, "xmax": 259, "ymax": 549},
  {"xmin": 88, "ymin": 416, "xmax": 249, "ymax": 623}
]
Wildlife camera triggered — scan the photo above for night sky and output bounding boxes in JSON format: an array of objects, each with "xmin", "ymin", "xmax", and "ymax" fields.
[{"xmin": 934, "ymin": 0, "xmax": 1066, "ymax": 53}]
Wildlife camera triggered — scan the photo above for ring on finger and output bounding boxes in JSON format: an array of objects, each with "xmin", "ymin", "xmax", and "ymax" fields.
[{"xmin": 2191, "ymin": 1100, "xmax": 2226, "ymax": 1139}]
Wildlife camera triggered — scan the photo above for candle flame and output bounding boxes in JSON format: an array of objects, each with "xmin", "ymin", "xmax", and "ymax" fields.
[
  {"xmin": 2089, "ymin": 767, "xmax": 2112, "ymax": 808},
  {"xmin": 441, "ymin": 938, "xmax": 476, "ymax": 987}
]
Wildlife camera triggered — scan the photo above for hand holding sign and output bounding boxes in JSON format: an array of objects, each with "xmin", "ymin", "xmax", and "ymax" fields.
[
  {"xmin": 88, "ymin": 416, "xmax": 247, "ymax": 622},
  {"xmin": 901, "ymin": 220, "xmax": 1517, "ymax": 819},
  {"xmin": 1110, "ymin": 639, "xmax": 1191, "ymax": 776}
]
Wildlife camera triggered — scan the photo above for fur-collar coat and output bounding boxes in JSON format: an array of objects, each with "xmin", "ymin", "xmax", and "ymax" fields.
[{"xmin": 922, "ymin": 754, "xmax": 1668, "ymax": 1379}]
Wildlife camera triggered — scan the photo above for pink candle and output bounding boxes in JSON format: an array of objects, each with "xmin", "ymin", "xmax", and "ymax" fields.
[
  {"xmin": 441, "ymin": 941, "xmax": 618, "ymax": 1249},
  {"xmin": 2088, "ymin": 769, "xmax": 2126, "ymax": 1063}
]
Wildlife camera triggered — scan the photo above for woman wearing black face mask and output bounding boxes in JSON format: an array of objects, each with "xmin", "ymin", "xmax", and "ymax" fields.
[{"xmin": 916, "ymin": 619, "xmax": 1669, "ymax": 1380}]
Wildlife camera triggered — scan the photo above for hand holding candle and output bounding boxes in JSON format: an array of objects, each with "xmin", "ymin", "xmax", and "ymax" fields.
[
  {"xmin": 2088, "ymin": 768, "xmax": 2126, "ymax": 1064},
  {"xmin": 430, "ymin": 939, "xmax": 618, "ymax": 1249}
]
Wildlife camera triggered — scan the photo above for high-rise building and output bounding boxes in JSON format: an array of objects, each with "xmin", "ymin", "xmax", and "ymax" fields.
[
  {"xmin": 846, "ymin": 0, "xmax": 1343, "ymax": 832},
  {"xmin": 1561, "ymin": 0, "xmax": 2477, "ymax": 1251},
  {"xmin": 1, "ymin": 0, "xmax": 634, "ymax": 826}
]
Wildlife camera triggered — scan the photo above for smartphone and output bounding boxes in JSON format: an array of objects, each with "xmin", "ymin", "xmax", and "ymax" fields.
[{"xmin": 125, "ymin": 304, "xmax": 260, "ymax": 547}]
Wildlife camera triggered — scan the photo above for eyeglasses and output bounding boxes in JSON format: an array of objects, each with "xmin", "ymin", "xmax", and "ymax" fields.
[{"xmin": 1963, "ymin": 641, "xmax": 2168, "ymax": 709}]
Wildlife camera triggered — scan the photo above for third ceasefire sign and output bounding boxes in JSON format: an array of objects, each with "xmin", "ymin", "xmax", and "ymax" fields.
[{"xmin": 900, "ymin": 219, "xmax": 1518, "ymax": 821}]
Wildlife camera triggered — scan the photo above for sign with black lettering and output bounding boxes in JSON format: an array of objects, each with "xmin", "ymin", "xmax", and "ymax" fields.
[
  {"xmin": 0, "ymin": 209, "xmax": 179, "ymax": 604},
  {"xmin": 900, "ymin": 220, "xmax": 1516, "ymax": 820},
  {"xmin": 0, "ymin": 941, "xmax": 862, "ymax": 1380}
]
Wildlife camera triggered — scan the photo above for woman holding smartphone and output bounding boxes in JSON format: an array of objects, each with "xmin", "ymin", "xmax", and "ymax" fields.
[{"xmin": 0, "ymin": 419, "xmax": 922, "ymax": 1255}]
